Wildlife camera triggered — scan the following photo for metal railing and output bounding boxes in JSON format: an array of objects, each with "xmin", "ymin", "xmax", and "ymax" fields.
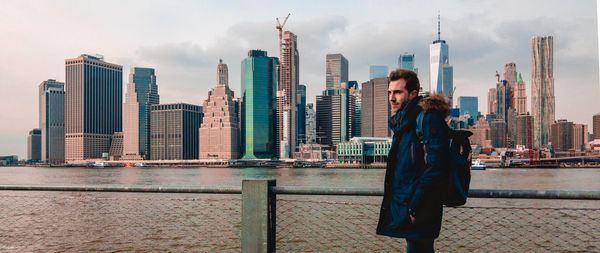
[{"xmin": 1, "ymin": 181, "xmax": 599, "ymax": 252}]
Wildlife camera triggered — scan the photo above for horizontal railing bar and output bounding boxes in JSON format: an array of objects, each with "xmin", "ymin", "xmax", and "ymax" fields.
[
  {"xmin": 1, "ymin": 185, "xmax": 600, "ymax": 200},
  {"xmin": 0, "ymin": 185, "xmax": 242, "ymax": 194}
]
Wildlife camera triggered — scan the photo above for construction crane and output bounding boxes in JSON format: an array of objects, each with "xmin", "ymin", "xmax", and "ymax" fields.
[{"xmin": 276, "ymin": 13, "xmax": 291, "ymax": 50}]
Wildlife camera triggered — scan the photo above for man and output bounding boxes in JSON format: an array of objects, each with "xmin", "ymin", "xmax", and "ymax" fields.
[{"xmin": 376, "ymin": 69, "xmax": 450, "ymax": 253}]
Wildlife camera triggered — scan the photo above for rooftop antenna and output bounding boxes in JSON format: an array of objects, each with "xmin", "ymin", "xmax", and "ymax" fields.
[{"xmin": 437, "ymin": 11, "xmax": 441, "ymax": 41}]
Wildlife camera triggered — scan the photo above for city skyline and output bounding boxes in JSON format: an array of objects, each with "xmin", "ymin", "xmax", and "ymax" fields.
[{"xmin": 1, "ymin": 0, "xmax": 599, "ymax": 158}]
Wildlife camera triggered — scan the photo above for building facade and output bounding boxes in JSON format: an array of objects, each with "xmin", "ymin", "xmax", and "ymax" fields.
[
  {"xmin": 458, "ymin": 96, "xmax": 478, "ymax": 119},
  {"xmin": 305, "ymin": 103, "xmax": 316, "ymax": 144},
  {"xmin": 150, "ymin": 103, "xmax": 203, "ymax": 160},
  {"xmin": 38, "ymin": 79, "xmax": 65, "ymax": 164},
  {"xmin": 27, "ymin": 128, "xmax": 41, "ymax": 162},
  {"xmin": 361, "ymin": 78, "xmax": 391, "ymax": 137},
  {"xmin": 550, "ymin": 120, "xmax": 573, "ymax": 152},
  {"xmin": 488, "ymin": 88, "xmax": 497, "ymax": 115},
  {"xmin": 242, "ymin": 50, "xmax": 278, "ymax": 159},
  {"xmin": 593, "ymin": 113, "xmax": 600, "ymax": 140},
  {"xmin": 516, "ymin": 72, "xmax": 528, "ymax": 115},
  {"xmin": 369, "ymin": 65, "xmax": 388, "ymax": 79},
  {"xmin": 572, "ymin": 124, "xmax": 589, "ymax": 152},
  {"xmin": 297, "ymin": 84, "xmax": 306, "ymax": 144},
  {"xmin": 326, "ymin": 53, "xmax": 349, "ymax": 90},
  {"xmin": 277, "ymin": 31, "xmax": 300, "ymax": 158},
  {"xmin": 199, "ymin": 60, "xmax": 240, "ymax": 159},
  {"xmin": 64, "ymin": 54, "xmax": 123, "ymax": 162},
  {"xmin": 531, "ymin": 36, "xmax": 555, "ymax": 148},
  {"xmin": 430, "ymin": 15, "xmax": 451, "ymax": 95},
  {"xmin": 123, "ymin": 67, "xmax": 159, "ymax": 160},
  {"xmin": 398, "ymin": 53, "xmax": 417, "ymax": 72}
]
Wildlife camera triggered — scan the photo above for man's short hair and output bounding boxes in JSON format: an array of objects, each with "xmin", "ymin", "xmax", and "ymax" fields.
[{"xmin": 389, "ymin": 69, "xmax": 420, "ymax": 93}]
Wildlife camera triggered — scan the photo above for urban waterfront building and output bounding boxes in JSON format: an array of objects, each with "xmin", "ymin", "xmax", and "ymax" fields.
[
  {"xmin": 572, "ymin": 124, "xmax": 589, "ymax": 151},
  {"xmin": 337, "ymin": 137, "xmax": 392, "ymax": 164},
  {"xmin": 551, "ymin": 120, "xmax": 573, "ymax": 152},
  {"xmin": 430, "ymin": 15, "xmax": 451, "ymax": 95},
  {"xmin": 297, "ymin": 84, "xmax": 307, "ymax": 144},
  {"xmin": 150, "ymin": 103, "xmax": 203, "ymax": 160},
  {"xmin": 199, "ymin": 60, "xmax": 240, "ymax": 159},
  {"xmin": 361, "ymin": 78, "xmax": 391, "ymax": 137},
  {"xmin": 349, "ymin": 81, "xmax": 362, "ymax": 138},
  {"xmin": 27, "ymin": 128, "xmax": 41, "ymax": 162},
  {"xmin": 398, "ymin": 53, "xmax": 417, "ymax": 72},
  {"xmin": 38, "ymin": 79, "xmax": 65, "ymax": 164},
  {"xmin": 305, "ymin": 103, "xmax": 316, "ymax": 144},
  {"xmin": 516, "ymin": 113, "xmax": 534, "ymax": 148},
  {"xmin": 516, "ymin": 72, "xmax": 528, "ymax": 115},
  {"xmin": 242, "ymin": 50, "xmax": 278, "ymax": 159},
  {"xmin": 277, "ymin": 31, "xmax": 300, "ymax": 158},
  {"xmin": 64, "ymin": 54, "xmax": 123, "ymax": 162},
  {"xmin": 593, "ymin": 113, "xmax": 600, "ymax": 140},
  {"xmin": 470, "ymin": 118, "xmax": 492, "ymax": 148},
  {"xmin": 369, "ymin": 65, "xmax": 388, "ymax": 79},
  {"xmin": 458, "ymin": 96, "xmax": 478, "ymax": 119},
  {"xmin": 490, "ymin": 120, "xmax": 507, "ymax": 148},
  {"xmin": 108, "ymin": 132, "xmax": 123, "ymax": 160},
  {"xmin": 504, "ymin": 62, "xmax": 518, "ymax": 110},
  {"xmin": 531, "ymin": 36, "xmax": 555, "ymax": 148},
  {"xmin": 326, "ymin": 53, "xmax": 349, "ymax": 90},
  {"xmin": 122, "ymin": 67, "xmax": 159, "ymax": 160},
  {"xmin": 316, "ymin": 87, "xmax": 355, "ymax": 149}
]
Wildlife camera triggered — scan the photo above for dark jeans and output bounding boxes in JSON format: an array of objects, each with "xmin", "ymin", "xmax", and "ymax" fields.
[{"xmin": 406, "ymin": 238, "xmax": 435, "ymax": 253}]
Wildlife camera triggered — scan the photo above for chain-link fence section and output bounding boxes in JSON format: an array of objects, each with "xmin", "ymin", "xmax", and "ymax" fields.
[
  {"xmin": 276, "ymin": 196, "xmax": 600, "ymax": 252},
  {"xmin": 0, "ymin": 191, "xmax": 241, "ymax": 252}
]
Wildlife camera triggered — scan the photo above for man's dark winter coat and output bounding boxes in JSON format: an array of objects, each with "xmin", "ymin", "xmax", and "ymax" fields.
[{"xmin": 376, "ymin": 94, "xmax": 451, "ymax": 239}]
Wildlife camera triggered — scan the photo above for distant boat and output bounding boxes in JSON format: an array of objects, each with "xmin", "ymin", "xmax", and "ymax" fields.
[
  {"xmin": 92, "ymin": 161, "xmax": 109, "ymax": 168},
  {"xmin": 472, "ymin": 160, "xmax": 486, "ymax": 170},
  {"xmin": 135, "ymin": 163, "xmax": 146, "ymax": 168}
]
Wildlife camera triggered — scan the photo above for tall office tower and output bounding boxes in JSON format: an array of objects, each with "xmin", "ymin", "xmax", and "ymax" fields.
[
  {"xmin": 516, "ymin": 113, "xmax": 534, "ymax": 147},
  {"xmin": 458, "ymin": 96, "xmax": 478, "ymax": 118},
  {"xmin": 504, "ymin": 62, "xmax": 518, "ymax": 110},
  {"xmin": 349, "ymin": 81, "xmax": 362, "ymax": 138},
  {"xmin": 38, "ymin": 79, "xmax": 65, "ymax": 164},
  {"xmin": 398, "ymin": 53, "xmax": 417, "ymax": 72},
  {"xmin": 488, "ymin": 88, "xmax": 497, "ymax": 115},
  {"xmin": 531, "ymin": 36, "xmax": 555, "ymax": 148},
  {"xmin": 495, "ymin": 79, "xmax": 511, "ymax": 120},
  {"xmin": 470, "ymin": 118, "xmax": 492, "ymax": 148},
  {"xmin": 572, "ymin": 124, "xmax": 589, "ymax": 151},
  {"xmin": 326, "ymin": 53, "xmax": 349, "ymax": 90},
  {"xmin": 516, "ymin": 73, "xmax": 528, "ymax": 115},
  {"xmin": 305, "ymin": 103, "xmax": 316, "ymax": 144},
  {"xmin": 430, "ymin": 14, "xmax": 451, "ymax": 96},
  {"xmin": 65, "ymin": 54, "xmax": 123, "ymax": 162},
  {"xmin": 199, "ymin": 60, "xmax": 240, "ymax": 159},
  {"xmin": 277, "ymin": 31, "xmax": 300, "ymax": 158},
  {"xmin": 108, "ymin": 132, "xmax": 123, "ymax": 160},
  {"xmin": 361, "ymin": 78, "xmax": 391, "ymax": 137},
  {"xmin": 150, "ymin": 103, "xmax": 203, "ymax": 160},
  {"xmin": 27, "ymin": 128, "xmax": 41, "ymax": 162},
  {"xmin": 233, "ymin": 97, "xmax": 243, "ymax": 156},
  {"xmin": 297, "ymin": 84, "xmax": 307, "ymax": 144},
  {"xmin": 490, "ymin": 120, "xmax": 507, "ymax": 148},
  {"xmin": 242, "ymin": 50, "xmax": 279, "ymax": 159},
  {"xmin": 550, "ymin": 119, "xmax": 573, "ymax": 152},
  {"xmin": 593, "ymin": 114, "xmax": 600, "ymax": 140},
  {"xmin": 122, "ymin": 67, "xmax": 159, "ymax": 160},
  {"xmin": 316, "ymin": 88, "xmax": 354, "ymax": 148},
  {"xmin": 217, "ymin": 59, "xmax": 228, "ymax": 87},
  {"xmin": 369, "ymin": 65, "xmax": 389, "ymax": 79}
]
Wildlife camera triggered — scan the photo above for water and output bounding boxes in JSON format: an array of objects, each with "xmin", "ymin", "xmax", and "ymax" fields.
[{"xmin": 0, "ymin": 166, "xmax": 599, "ymax": 190}]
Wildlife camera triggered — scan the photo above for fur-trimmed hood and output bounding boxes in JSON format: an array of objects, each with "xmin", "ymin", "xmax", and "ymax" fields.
[{"xmin": 418, "ymin": 93, "xmax": 450, "ymax": 116}]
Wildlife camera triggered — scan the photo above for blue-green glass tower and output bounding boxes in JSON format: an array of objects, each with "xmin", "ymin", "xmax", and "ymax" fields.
[{"xmin": 241, "ymin": 50, "xmax": 279, "ymax": 159}]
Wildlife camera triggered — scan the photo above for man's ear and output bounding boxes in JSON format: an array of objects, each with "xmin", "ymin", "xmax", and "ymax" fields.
[{"xmin": 410, "ymin": 90, "xmax": 418, "ymax": 99}]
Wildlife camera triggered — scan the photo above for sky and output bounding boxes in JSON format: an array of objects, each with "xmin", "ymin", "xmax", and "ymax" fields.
[{"xmin": 0, "ymin": 0, "xmax": 598, "ymax": 158}]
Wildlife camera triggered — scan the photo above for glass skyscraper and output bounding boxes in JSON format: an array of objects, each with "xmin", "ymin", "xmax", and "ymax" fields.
[
  {"xmin": 458, "ymin": 96, "xmax": 478, "ymax": 118},
  {"xmin": 369, "ymin": 65, "xmax": 388, "ymax": 79},
  {"xmin": 241, "ymin": 50, "xmax": 279, "ymax": 159},
  {"xmin": 39, "ymin": 79, "xmax": 65, "ymax": 164},
  {"xmin": 398, "ymin": 53, "xmax": 416, "ymax": 72},
  {"xmin": 297, "ymin": 84, "xmax": 306, "ymax": 144},
  {"xmin": 429, "ymin": 15, "xmax": 451, "ymax": 95}
]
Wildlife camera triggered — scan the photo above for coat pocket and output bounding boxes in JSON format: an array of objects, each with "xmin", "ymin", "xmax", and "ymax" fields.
[{"xmin": 389, "ymin": 195, "xmax": 411, "ymax": 230}]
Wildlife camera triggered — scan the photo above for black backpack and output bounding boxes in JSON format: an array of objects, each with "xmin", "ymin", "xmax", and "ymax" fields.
[{"xmin": 416, "ymin": 112, "xmax": 472, "ymax": 207}]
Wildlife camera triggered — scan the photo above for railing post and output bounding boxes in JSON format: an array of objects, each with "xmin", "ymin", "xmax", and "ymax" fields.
[{"xmin": 242, "ymin": 179, "xmax": 276, "ymax": 253}]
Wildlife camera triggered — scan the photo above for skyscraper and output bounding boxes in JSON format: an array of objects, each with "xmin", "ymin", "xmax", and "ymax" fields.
[
  {"xmin": 550, "ymin": 120, "xmax": 573, "ymax": 152},
  {"xmin": 593, "ymin": 113, "xmax": 600, "ymax": 140},
  {"xmin": 326, "ymin": 53, "xmax": 349, "ymax": 90},
  {"xmin": 199, "ymin": 60, "xmax": 240, "ymax": 159},
  {"xmin": 316, "ymin": 88, "xmax": 354, "ymax": 148},
  {"xmin": 516, "ymin": 72, "xmax": 528, "ymax": 115},
  {"xmin": 369, "ymin": 65, "xmax": 388, "ymax": 79},
  {"xmin": 429, "ymin": 14, "xmax": 451, "ymax": 95},
  {"xmin": 305, "ymin": 103, "xmax": 316, "ymax": 144},
  {"xmin": 38, "ymin": 79, "xmax": 64, "ymax": 164},
  {"xmin": 242, "ymin": 50, "xmax": 278, "ymax": 159},
  {"xmin": 488, "ymin": 88, "xmax": 497, "ymax": 115},
  {"xmin": 458, "ymin": 96, "xmax": 478, "ymax": 118},
  {"xmin": 297, "ymin": 84, "xmax": 307, "ymax": 144},
  {"xmin": 65, "ymin": 54, "xmax": 123, "ymax": 162},
  {"xmin": 504, "ymin": 62, "xmax": 518, "ymax": 110},
  {"xmin": 516, "ymin": 113, "xmax": 534, "ymax": 148},
  {"xmin": 278, "ymin": 31, "xmax": 300, "ymax": 158},
  {"xmin": 398, "ymin": 53, "xmax": 417, "ymax": 73},
  {"xmin": 531, "ymin": 36, "xmax": 555, "ymax": 148},
  {"xmin": 123, "ymin": 67, "xmax": 159, "ymax": 160},
  {"xmin": 27, "ymin": 128, "xmax": 41, "ymax": 162},
  {"xmin": 150, "ymin": 103, "xmax": 203, "ymax": 160},
  {"xmin": 572, "ymin": 124, "xmax": 588, "ymax": 151},
  {"xmin": 361, "ymin": 78, "xmax": 391, "ymax": 137}
]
